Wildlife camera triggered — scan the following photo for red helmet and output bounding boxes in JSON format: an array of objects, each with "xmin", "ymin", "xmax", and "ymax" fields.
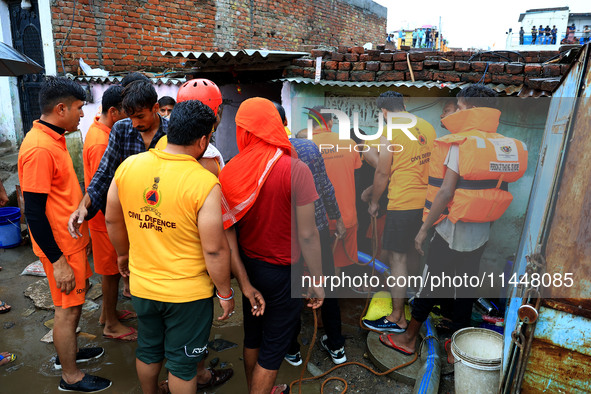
[{"xmin": 176, "ymin": 78, "xmax": 222, "ymax": 115}]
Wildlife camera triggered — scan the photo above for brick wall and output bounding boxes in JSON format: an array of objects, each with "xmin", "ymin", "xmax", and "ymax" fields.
[
  {"xmin": 285, "ymin": 46, "xmax": 571, "ymax": 93},
  {"xmin": 51, "ymin": 0, "xmax": 386, "ymax": 74}
]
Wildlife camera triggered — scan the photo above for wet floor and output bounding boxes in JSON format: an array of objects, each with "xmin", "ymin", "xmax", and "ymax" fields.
[
  {"xmin": 0, "ymin": 241, "xmax": 455, "ymax": 393},
  {"xmin": 0, "ymin": 244, "xmax": 333, "ymax": 393}
]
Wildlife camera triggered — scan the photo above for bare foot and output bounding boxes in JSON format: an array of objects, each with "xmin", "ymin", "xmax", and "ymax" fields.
[
  {"xmin": 102, "ymin": 325, "xmax": 137, "ymax": 341},
  {"xmin": 0, "ymin": 352, "xmax": 16, "ymax": 366},
  {"xmin": 0, "ymin": 301, "xmax": 11, "ymax": 314},
  {"xmin": 380, "ymin": 331, "xmax": 415, "ymax": 355}
]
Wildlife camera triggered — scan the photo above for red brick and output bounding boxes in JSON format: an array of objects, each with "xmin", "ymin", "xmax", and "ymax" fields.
[
  {"xmin": 409, "ymin": 52, "xmax": 425, "ymax": 61},
  {"xmin": 303, "ymin": 68, "xmax": 315, "ymax": 79},
  {"xmin": 366, "ymin": 61, "xmax": 380, "ymax": 71},
  {"xmin": 324, "ymin": 61, "xmax": 338, "ymax": 70},
  {"xmin": 338, "ymin": 62, "xmax": 351, "ymax": 71},
  {"xmin": 286, "ymin": 66, "xmax": 304, "ymax": 77},
  {"xmin": 367, "ymin": 50, "xmax": 381, "ymax": 61},
  {"xmin": 392, "ymin": 52, "xmax": 407, "ymax": 62},
  {"xmin": 324, "ymin": 70, "xmax": 336, "ymax": 80},
  {"xmin": 336, "ymin": 71, "xmax": 349, "ymax": 81},
  {"xmin": 487, "ymin": 62, "xmax": 504, "ymax": 74},
  {"xmin": 311, "ymin": 49, "xmax": 329, "ymax": 58},
  {"xmin": 455, "ymin": 61, "xmax": 470, "ymax": 72},
  {"xmin": 351, "ymin": 46, "xmax": 365, "ymax": 54},
  {"xmin": 337, "ymin": 46, "xmax": 348, "ymax": 54},
  {"xmin": 526, "ymin": 77, "xmax": 543, "ymax": 90},
  {"xmin": 359, "ymin": 54, "xmax": 370, "ymax": 61},
  {"xmin": 331, "ymin": 52, "xmax": 345, "ymax": 61},
  {"xmin": 542, "ymin": 64, "xmax": 561, "ymax": 77},
  {"xmin": 433, "ymin": 71, "xmax": 461, "ymax": 82},
  {"xmin": 294, "ymin": 58, "xmax": 314, "ymax": 67},
  {"xmin": 560, "ymin": 64, "xmax": 570, "ymax": 74},
  {"xmin": 524, "ymin": 64, "xmax": 542, "ymax": 75},
  {"xmin": 410, "ymin": 62, "xmax": 423, "ymax": 71},
  {"xmin": 345, "ymin": 53, "xmax": 359, "ymax": 62},
  {"xmin": 379, "ymin": 53, "xmax": 393, "ymax": 62},
  {"xmin": 352, "ymin": 62, "xmax": 365, "ymax": 71},
  {"xmin": 492, "ymin": 74, "xmax": 523, "ymax": 85},
  {"xmin": 376, "ymin": 71, "xmax": 405, "ymax": 81},
  {"xmin": 379, "ymin": 62, "xmax": 393, "ymax": 71},
  {"xmin": 424, "ymin": 60, "xmax": 439, "ymax": 68},
  {"xmin": 505, "ymin": 63, "xmax": 523, "ymax": 74},
  {"xmin": 394, "ymin": 61, "xmax": 408, "ymax": 71},
  {"xmin": 439, "ymin": 61, "xmax": 454, "ymax": 71},
  {"xmin": 541, "ymin": 79, "xmax": 560, "ymax": 91},
  {"xmin": 471, "ymin": 61, "xmax": 487, "ymax": 72},
  {"xmin": 461, "ymin": 73, "xmax": 488, "ymax": 83},
  {"xmin": 412, "ymin": 70, "xmax": 433, "ymax": 80},
  {"xmin": 350, "ymin": 71, "xmax": 375, "ymax": 81}
]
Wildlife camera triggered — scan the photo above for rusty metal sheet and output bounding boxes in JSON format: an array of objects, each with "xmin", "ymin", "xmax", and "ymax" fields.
[
  {"xmin": 532, "ymin": 306, "xmax": 591, "ymax": 357},
  {"xmin": 543, "ymin": 94, "xmax": 591, "ymax": 300},
  {"xmin": 522, "ymin": 339, "xmax": 591, "ymax": 393}
]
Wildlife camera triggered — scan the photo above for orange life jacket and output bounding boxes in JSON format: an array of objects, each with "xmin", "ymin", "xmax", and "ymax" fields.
[{"xmin": 424, "ymin": 107, "xmax": 528, "ymax": 224}]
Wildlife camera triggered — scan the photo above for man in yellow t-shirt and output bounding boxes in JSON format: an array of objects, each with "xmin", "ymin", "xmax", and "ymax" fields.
[
  {"xmin": 363, "ymin": 91, "xmax": 436, "ymax": 333},
  {"xmin": 105, "ymin": 100, "xmax": 234, "ymax": 392}
]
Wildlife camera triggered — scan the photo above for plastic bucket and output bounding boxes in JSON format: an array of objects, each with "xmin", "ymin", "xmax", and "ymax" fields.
[
  {"xmin": 0, "ymin": 207, "xmax": 22, "ymax": 249},
  {"xmin": 451, "ymin": 327, "xmax": 503, "ymax": 394}
]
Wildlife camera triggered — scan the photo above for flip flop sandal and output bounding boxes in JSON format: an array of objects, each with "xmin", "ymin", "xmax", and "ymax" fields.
[
  {"xmin": 197, "ymin": 368, "xmax": 234, "ymax": 390},
  {"xmin": 444, "ymin": 339, "xmax": 455, "ymax": 364},
  {"xmin": 102, "ymin": 327, "xmax": 137, "ymax": 342},
  {"xmin": 379, "ymin": 333, "xmax": 414, "ymax": 356},
  {"xmin": 0, "ymin": 352, "xmax": 16, "ymax": 366},
  {"xmin": 0, "ymin": 301, "xmax": 11, "ymax": 314},
  {"xmin": 271, "ymin": 384, "xmax": 290, "ymax": 394},
  {"xmin": 117, "ymin": 309, "xmax": 136, "ymax": 321}
]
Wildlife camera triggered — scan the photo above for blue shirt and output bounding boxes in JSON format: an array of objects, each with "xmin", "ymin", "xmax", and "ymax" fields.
[
  {"xmin": 290, "ymin": 138, "xmax": 341, "ymax": 231},
  {"xmin": 86, "ymin": 116, "xmax": 168, "ymax": 218}
]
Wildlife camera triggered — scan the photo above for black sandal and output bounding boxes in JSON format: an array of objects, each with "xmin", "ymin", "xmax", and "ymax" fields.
[{"xmin": 197, "ymin": 368, "xmax": 234, "ymax": 390}]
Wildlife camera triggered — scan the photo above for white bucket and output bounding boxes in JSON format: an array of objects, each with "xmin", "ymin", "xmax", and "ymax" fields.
[{"xmin": 451, "ymin": 327, "xmax": 503, "ymax": 394}]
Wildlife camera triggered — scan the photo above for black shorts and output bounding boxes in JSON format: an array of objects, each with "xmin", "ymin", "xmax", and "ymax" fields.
[
  {"xmin": 242, "ymin": 256, "xmax": 302, "ymax": 370},
  {"xmin": 382, "ymin": 209, "xmax": 423, "ymax": 253}
]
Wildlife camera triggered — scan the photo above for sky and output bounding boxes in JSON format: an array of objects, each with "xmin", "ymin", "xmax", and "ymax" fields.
[{"xmin": 372, "ymin": 0, "xmax": 590, "ymax": 50}]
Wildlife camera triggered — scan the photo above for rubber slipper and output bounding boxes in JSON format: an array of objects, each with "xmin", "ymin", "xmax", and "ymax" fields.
[
  {"xmin": 196, "ymin": 368, "xmax": 233, "ymax": 390},
  {"xmin": 379, "ymin": 333, "xmax": 414, "ymax": 356},
  {"xmin": 0, "ymin": 352, "xmax": 16, "ymax": 366},
  {"xmin": 271, "ymin": 384, "xmax": 290, "ymax": 394},
  {"xmin": 118, "ymin": 309, "xmax": 136, "ymax": 321},
  {"xmin": 0, "ymin": 301, "xmax": 11, "ymax": 314},
  {"xmin": 103, "ymin": 327, "xmax": 137, "ymax": 342},
  {"xmin": 444, "ymin": 339, "xmax": 454, "ymax": 364},
  {"xmin": 99, "ymin": 309, "xmax": 137, "ymax": 325}
]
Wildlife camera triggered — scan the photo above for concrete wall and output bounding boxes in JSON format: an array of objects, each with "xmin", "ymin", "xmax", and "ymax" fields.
[{"xmin": 49, "ymin": 0, "xmax": 387, "ymax": 74}]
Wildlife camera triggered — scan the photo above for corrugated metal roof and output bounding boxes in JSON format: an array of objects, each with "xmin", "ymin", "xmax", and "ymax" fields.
[
  {"xmin": 71, "ymin": 75, "xmax": 186, "ymax": 86},
  {"xmin": 161, "ymin": 49, "xmax": 309, "ymax": 68},
  {"xmin": 277, "ymin": 77, "xmax": 525, "ymax": 96}
]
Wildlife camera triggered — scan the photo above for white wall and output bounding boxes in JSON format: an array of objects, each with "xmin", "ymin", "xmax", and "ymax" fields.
[
  {"xmin": 0, "ymin": 1, "xmax": 22, "ymax": 145},
  {"xmin": 78, "ymin": 82, "xmax": 181, "ymax": 140}
]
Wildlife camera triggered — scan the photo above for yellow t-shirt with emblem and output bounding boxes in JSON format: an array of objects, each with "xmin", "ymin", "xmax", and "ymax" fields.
[
  {"xmin": 113, "ymin": 149, "xmax": 219, "ymax": 303},
  {"xmin": 374, "ymin": 112, "xmax": 436, "ymax": 211}
]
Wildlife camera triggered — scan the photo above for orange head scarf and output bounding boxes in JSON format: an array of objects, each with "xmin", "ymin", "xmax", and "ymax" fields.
[{"xmin": 219, "ymin": 97, "xmax": 297, "ymax": 229}]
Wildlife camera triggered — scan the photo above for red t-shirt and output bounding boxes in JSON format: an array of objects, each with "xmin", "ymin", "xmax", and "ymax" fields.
[{"xmin": 237, "ymin": 155, "xmax": 318, "ymax": 265}]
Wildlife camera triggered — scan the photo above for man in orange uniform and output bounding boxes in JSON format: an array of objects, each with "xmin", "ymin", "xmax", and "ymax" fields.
[
  {"xmin": 18, "ymin": 76, "xmax": 111, "ymax": 392},
  {"xmin": 362, "ymin": 91, "xmax": 436, "ymax": 333},
  {"xmin": 379, "ymin": 85, "xmax": 527, "ymax": 355},
  {"xmin": 83, "ymin": 85, "xmax": 137, "ymax": 341},
  {"xmin": 309, "ymin": 106, "xmax": 362, "ymax": 273}
]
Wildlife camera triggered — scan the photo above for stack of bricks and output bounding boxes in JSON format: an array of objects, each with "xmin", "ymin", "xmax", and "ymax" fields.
[{"xmin": 285, "ymin": 46, "xmax": 571, "ymax": 92}]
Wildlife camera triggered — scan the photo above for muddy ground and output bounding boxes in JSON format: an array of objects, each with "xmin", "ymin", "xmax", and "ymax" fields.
[{"xmin": 0, "ymin": 241, "xmax": 455, "ymax": 393}]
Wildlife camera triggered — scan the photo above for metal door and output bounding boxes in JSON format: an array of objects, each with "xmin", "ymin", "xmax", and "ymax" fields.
[{"xmin": 9, "ymin": 0, "xmax": 45, "ymax": 133}]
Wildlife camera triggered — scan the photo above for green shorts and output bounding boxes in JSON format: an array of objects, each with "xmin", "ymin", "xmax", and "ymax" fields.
[{"xmin": 132, "ymin": 296, "xmax": 213, "ymax": 381}]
